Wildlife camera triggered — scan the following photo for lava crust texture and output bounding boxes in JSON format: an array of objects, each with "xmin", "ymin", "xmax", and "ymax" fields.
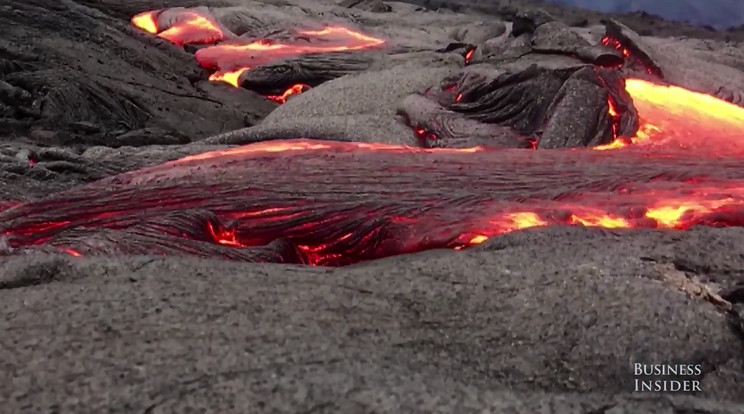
[{"xmin": 2, "ymin": 2, "xmax": 744, "ymax": 266}]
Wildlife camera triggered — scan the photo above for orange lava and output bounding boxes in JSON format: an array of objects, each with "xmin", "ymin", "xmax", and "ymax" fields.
[
  {"xmin": 131, "ymin": 9, "xmax": 225, "ymax": 45},
  {"xmin": 174, "ymin": 139, "xmax": 483, "ymax": 164},
  {"xmin": 601, "ymin": 36, "xmax": 630, "ymax": 58},
  {"xmin": 266, "ymin": 84, "xmax": 310, "ymax": 104},
  {"xmin": 208, "ymin": 68, "xmax": 249, "ymax": 87},
  {"xmin": 464, "ymin": 48, "xmax": 475, "ymax": 63},
  {"xmin": 197, "ymin": 26, "xmax": 385, "ymax": 87},
  {"xmin": 461, "ymin": 79, "xmax": 744, "ymax": 246},
  {"xmin": 111, "ymin": 12, "xmax": 744, "ymax": 262},
  {"xmin": 131, "ymin": 11, "xmax": 158, "ymax": 34},
  {"xmin": 131, "ymin": 8, "xmax": 385, "ymax": 98},
  {"xmin": 595, "ymin": 78, "xmax": 744, "ymax": 151}
]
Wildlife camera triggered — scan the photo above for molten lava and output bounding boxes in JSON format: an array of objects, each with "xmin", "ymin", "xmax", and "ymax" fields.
[
  {"xmin": 601, "ymin": 36, "xmax": 630, "ymax": 58},
  {"xmin": 464, "ymin": 47, "xmax": 475, "ymax": 64},
  {"xmin": 4, "ymin": 76, "xmax": 744, "ymax": 265},
  {"xmin": 266, "ymin": 84, "xmax": 310, "ymax": 104},
  {"xmin": 131, "ymin": 9, "xmax": 225, "ymax": 45},
  {"xmin": 6, "ymin": 11, "xmax": 744, "ymax": 265},
  {"xmin": 198, "ymin": 26, "xmax": 385, "ymax": 87},
  {"xmin": 131, "ymin": 8, "xmax": 385, "ymax": 92},
  {"xmin": 596, "ymin": 79, "xmax": 744, "ymax": 151}
]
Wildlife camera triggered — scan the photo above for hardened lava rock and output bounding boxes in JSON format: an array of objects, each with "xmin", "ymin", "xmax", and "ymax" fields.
[{"xmin": 399, "ymin": 65, "xmax": 638, "ymax": 149}]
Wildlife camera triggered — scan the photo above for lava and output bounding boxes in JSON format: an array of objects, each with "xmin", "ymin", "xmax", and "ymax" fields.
[
  {"xmin": 197, "ymin": 26, "xmax": 385, "ymax": 86},
  {"xmin": 595, "ymin": 78, "xmax": 744, "ymax": 150},
  {"xmin": 6, "ymin": 12, "xmax": 744, "ymax": 265},
  {"xmin": 3, "ymin": 78, "xmax": 744, "ymax": 265},
  {"xmin": 131, "ymin": 9, "xmax": 225, "ymax": 45},
  {"xmin": 266, "ymin": 84, "xmax": 310, "ymax": 104},
  {"xmin": 601, "ymin": 36, "xmax": 630, "ymax": 58},
  {"xmin": 131, "ymin": 8, "xmax": 385, "ymax": 92},
  {"xmin": 131, "ymin": 11, "xmax": 158, "ymax": 35},
  {"xmin": 464, "ymin": 47, "xmax": 475, "ymax": 64}
]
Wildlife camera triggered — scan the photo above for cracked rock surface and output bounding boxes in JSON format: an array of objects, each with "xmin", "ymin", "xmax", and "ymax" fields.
[{"xmin": 2, "ymin": 227, "xmax": 744, "ymax": 412}]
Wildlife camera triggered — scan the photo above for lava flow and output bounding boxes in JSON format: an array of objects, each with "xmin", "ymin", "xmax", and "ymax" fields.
[
  {"xmin": 131, "ymin": 8, "xmax": 385, "ymax": 90},
  {"xmin": 131, "ymin": 9, "xmax": 225, "ymax": 45},
  {"xmin": 595, "ymin": 78, "xmax": 744, "ymax": 150},
  {"xmin": 2, "ymin": 76, "xmax": 744, "ymax": 266},
  {"xmin": 3, "ymin": 11, "xmax": 742, "ymax": 266}
]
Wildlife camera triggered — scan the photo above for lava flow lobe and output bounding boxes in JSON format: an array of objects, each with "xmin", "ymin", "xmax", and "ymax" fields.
[{"xmin": 131, "ymin": 6, "xmax": 385, "ymax": 100}]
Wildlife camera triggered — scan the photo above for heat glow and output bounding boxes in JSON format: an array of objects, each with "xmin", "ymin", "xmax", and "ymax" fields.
[
  {"xmin": 131, "ymin": 10, "xmax": 225, "ymax": 45},
  {"xmin": 595, "ymin": 79, "xmax": 744, "ymax": 151},
  {"xmin": 14, "ymin": 10, "xmax": 744, "ymax": 265},
  {"xmin": 165, "ymin": 76, "xmax": 744, "ymax": 256},
  {"xmin": 131, "ymin": 8, "xmax": 385, "ymax": 89}
]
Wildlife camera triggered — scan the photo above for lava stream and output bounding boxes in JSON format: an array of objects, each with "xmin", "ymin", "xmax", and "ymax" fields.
[
  {"xmin": 595, "ymin": 79, "xmax": 744, "ymax": 151},
  {"xmin": 7, "ymin": 12, "xmax": 743, "ymax": 265},
  {"xmin": 131, "ymin": 8, "xmax": 385, "ymax": 88}
]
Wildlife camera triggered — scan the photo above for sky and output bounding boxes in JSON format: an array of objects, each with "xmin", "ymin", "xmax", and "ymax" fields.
[{"xmin": 542, "ymin": 0, "xmax": 744, "ymax": 29}]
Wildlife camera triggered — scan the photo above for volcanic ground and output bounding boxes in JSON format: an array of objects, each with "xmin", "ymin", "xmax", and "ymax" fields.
[{"xmin": 2, "ymin": 0, "xmax": 744, "ymax": 412}]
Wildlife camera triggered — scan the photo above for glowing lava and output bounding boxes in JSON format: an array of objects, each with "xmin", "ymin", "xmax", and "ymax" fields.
[
  {"xmin": 131, "ymin": 9, "xmax": 225, "ymax": 45},
  {"xmin": 208, "ymin": 68, "xmax": 249, "ymax": 87},
  {"xmin": 131, "ymin": 8, "xmax": 385, "ymax": 92},
  {"xmin": 595, "ymin": 78, "xmax": 744, "ymax": 151},
  {"xmin": 198, "ymin": 26, "xmax": 385, "ymax": 86},
  {"xmin": 266, "ymin": 84, "xmax": 310, "ymax": 104},
  {"xmin": 8, "ymin": 12, "xmax": 744, "ymax": 265},
  {"xmin": 131, "ymin": 11, "xmax": 158, "ymax": 34},
  {"xmin": 601, "ymin": 36, "xmax": 630, "ymax": 58}
]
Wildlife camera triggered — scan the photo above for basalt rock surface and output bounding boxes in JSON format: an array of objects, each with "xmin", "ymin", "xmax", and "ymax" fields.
[{"xmin": 1, "ymin": 0, "xmax": 744, "ymax": 412}]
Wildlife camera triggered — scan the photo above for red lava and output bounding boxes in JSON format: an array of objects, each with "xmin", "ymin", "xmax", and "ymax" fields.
[
  {"xmin": 9, "ymin": 8, "xmax": 741, "ymax": 264},
  {"xmin": 131, "ymin": 8, "xmax": 385, "ymax": 91}
]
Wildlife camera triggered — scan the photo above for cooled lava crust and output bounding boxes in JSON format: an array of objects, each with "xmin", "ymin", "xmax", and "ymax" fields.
[{"xmin": 2, "ymin": 4, "xmax": 744, "ymax": 267}]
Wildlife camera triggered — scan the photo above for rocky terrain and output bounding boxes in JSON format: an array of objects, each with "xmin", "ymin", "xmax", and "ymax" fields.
[{"xmin": 1, "ymin": 0, "xmax": 744, "ymax": 412}]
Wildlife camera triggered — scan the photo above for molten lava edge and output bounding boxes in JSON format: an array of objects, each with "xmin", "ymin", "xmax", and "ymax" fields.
[
  {"xmin": 2, "ymin": 76, "xmax": 744, "ymax": 266},
  {"xmin": 130, "ymin": 8, "xmax": 385, "ymax": 97}
]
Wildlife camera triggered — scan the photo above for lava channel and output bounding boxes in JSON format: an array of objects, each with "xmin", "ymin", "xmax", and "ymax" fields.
[
  {"xmin": 131, "ymin": 7, "xmax": 385, "ymax": 98},
  {"xmin": 2, "ymin": 78, "xmax": 744, "ymax": 266}
]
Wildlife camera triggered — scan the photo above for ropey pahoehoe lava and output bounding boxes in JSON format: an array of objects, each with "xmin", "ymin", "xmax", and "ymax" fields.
[{"xmin": 1, "ymin": 6, "xmax": 744, "ymax": 266}]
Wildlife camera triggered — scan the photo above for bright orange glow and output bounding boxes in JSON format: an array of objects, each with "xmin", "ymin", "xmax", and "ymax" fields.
[
  {"xmin": 508, "ymin": 212, "xmax": 548, "ymax": 230},
  {"xmin": 569, "ymin": 213, "xmax": 629, "ymax": 228},
  {"xmin": 644, "ymin": 198, "xmax": 737, "ymax": 228},
  {"xmin": 607, "ymin": 99, "xmax": 618, "ymax": 117},
  {"xmin": 595, "ymin": 78, "xmax": 744, "ymax": 151},
  {"xmin": 173, "ymin": 139, "xmax": 484, "ymax": 164},
  {"xmin": 63, "ymin": 248, "xmax": 82, "ymax": 257},
  {"xmin": 208, "ymin": 68, "xmax": 249, "ymax": 87},
  {"xmin": 193, "ymin": 25, "xmax": 385, "ymax": 87},
  {"xmin": 131, "ymin": 11, "xmax": 158, "ymax": 34},
  {"xmin": 40, "ymin": 13, "xmax": 744, "ymax": 265},
  {"xmin": 266, "ymin": 84, "xmax": 310, "ymax": 104},
  {"xmin": 601, "ymin": 36, "xmax": 630, "ymax": 58},
  {"xmin": 131, "ymin": 9, "xmax": 224, "ymax": 45},
  {"xmin": 464, "ymin": 48, "xmax": 475, "ymax": 63},
  {"xmin": 468, "ymin": 234, "xmax": 488, "ymax": 244},
  {"xmin": 130, "ymin": 8, "xmax": 385, "ymax": 98}
]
